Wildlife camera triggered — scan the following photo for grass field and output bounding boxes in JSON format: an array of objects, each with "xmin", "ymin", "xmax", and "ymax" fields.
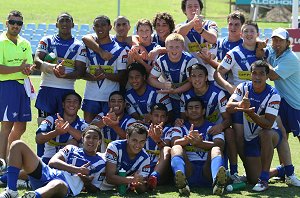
[{"xmin": 0, "ymin": 0, "xmax": 299, "ymax": 197}]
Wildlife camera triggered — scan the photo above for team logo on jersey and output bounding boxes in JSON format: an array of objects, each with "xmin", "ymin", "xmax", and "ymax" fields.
[
  {"xmin": 142, "ymin": 164, "xmax": 150, "ymax": 173},
  {"xmin": 38, "ymin": 41, "xmax": 47, "ymax": 50},
  {"xmin": 106, "ymin": 149, "xmax": 117, "ymax": 161},
  {"xmin": 268, "ymin": 101, "xmax": 280, "ymax": 110},
  {"xmin": 220, "ymin": 96, "xmax": 228, "ymax": 107},
  {"xmin": 41, "ymin": 119, "xmax": 52, "ymax": 127},
  {"xmin": 240, "ymin": 58, "xmax": 247, "ymax": 65},
  {"xmin": 79, "ymin": 49, "xmax": 87, "ymax": 57},
  {"xmin": 224, "ymin": 54, "xmax": 232, "ymax": 64},
  {"xmin": 122, "ymin": 54, "xmax": 128, "ymax": 63},
  {"xmin": 234, "ymin": 88, "xmax": 242, "ymax": 96}
]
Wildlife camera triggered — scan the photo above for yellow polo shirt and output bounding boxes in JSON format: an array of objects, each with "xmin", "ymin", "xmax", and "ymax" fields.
[{"xmin": 0, "ymin": 32, "xmax": 33, "ymax": 83}]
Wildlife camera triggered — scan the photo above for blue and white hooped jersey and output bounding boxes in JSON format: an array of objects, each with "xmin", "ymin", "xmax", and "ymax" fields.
[
  {"xmin": 171, "ymin": 121, "xmax": 224, "ymax": 162},
  {"xmin": 36, "ymin": 114, "xmax": 88, "ymax": 163},
  {"xmin": 125, "ymin": 84, "xmax": 172, "ymax": 117},
  {"xmin": 144, "ymin": 124, "xmax": 173, "ymax": 167},
  {"xmin": 180, "ymin": 20, "xmax": 218, "ymax": 81},
  {"xmin": 143, "ymin": 42, "xmax": 160, "ymax": 66},
  {"xmin": 230, "ymin": 81, "xmax": 281, "ymax": 141},
  {"xmin": 37, "ymin": 35, "xmax": 86, "ymax": 89},
  {"xmin": 105, "ymin": 140, "xmax": 150, "ymax": 177},
  {"xmin": 151, "ymin": 52, "xmax": 198, "ymax": 99},
  {"xmin": 83, "ymin": 38, "xmax": 127, "ymax": 102},
  {"xmin": 220, "ymin": 44, "xmax": 258, "ymax": 86},
  {"xmin": 180, "ymin": 83, "xmax": 228, "ymax": 124},
  {"xmin": 59, "ymin": 145, "xmax": 106, "ymax": 195},
  {"xmin": 93, "ymin": 113, "xmax": 136, "ymax": 145}
]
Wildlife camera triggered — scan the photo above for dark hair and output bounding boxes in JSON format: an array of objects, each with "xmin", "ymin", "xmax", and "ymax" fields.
[
  {"xmin": 181, "ymin": 0, "xmax": 203, "ymax": 13},
  {"xmin": 152, "ymin": 12, "xmax": 175, "ymax": 33},
  {"xmin": 126, "ymin": 123, "xmax": 148, "ymax": 138},
  {"xmin": 185, "ymin": 97, "xmax": 205, "ymax": 110},
  {"xmin": 188, "ymin": 63, "xmax": 208, "ymax": 77},
  {"xmin": 136, "ymin": 19, "xmax": 153, "ymax": 32},
  {"xmin": 242, "ymin": 20, "xmax": 259, "ymax": 33},
  {"xmin": 109, "ymin": 91, "xmax": 125, "ymax": 101},
  {"xmin": 127, "ymin": 62, "xmax": 148, "ymax": 79},
  {"xmin": 94, "ymin": 15, "xmax": 111, "ymax": 26},
  {"xmin": 114, "ymin": 16, "xmax": 130, "ymax": 26},
  {"xmin": 57, "ymin": 12, "xmax": 73, "ymax": 22},
  {"xmin": 250, "ymin": 60, "xmax": 270, "ymax": 74},
  {"xmin": 227, "ymin": 11, "xmax": 245, "ymax": 25},
  {"xmin": 150, "ymin": 103, "xmax": 168, "ymax": 114},
  {"xmin": 8, "ymin": 10, "xmax": 23, "ymax": 20},
  {"xmin": 83, "ymin": 125, "xmax": 102, "ymax": 139},
  {"xmin": 62, "ymin": 92, "xmax": 82, "ymax": 104}
]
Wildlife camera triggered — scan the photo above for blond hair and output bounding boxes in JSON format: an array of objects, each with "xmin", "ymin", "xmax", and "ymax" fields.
[{"xmin": 165, "ymin": 33, "xmax": 184, "ymax": 45}]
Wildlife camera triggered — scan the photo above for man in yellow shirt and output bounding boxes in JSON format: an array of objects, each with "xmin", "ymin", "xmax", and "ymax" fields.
[{"xmin": 0, "ymin": 10, "xmax": 33, "ymax": 162}]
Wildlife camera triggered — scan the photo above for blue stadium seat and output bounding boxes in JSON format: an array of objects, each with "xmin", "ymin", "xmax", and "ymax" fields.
[
  {"xmin": 35, "ymin": 29, "xmax": 45, "ymax": 36},
  {"xmin": 26, "ymin": 23, "xmax": 36, "ymax": 30},
  {"xmin": 80, "ymin": 24, "xmax": 89, "ymax": 32},
  {"xmin": 76, "ymin": 35, "xmax": 83, "ymax": 41},
  {"xmin": 78, "ymin": 29, "xmax": 88, "ymax": 36},
  {"xmin": 220, "ymin": 31, "xmax": 228, "ymax": 38},
  {"xmin": 264, "ymin": 33, "xmax": 272, "ymax": 39},
  {"xmin": 0, "ymin": 23, "xmax": 3, "ymax": 31},
  {"xmin": 73, "ymin": 24, "xmax": 79, "ymax": 31},
  {"xmin": 264, "ymin": 28, "xmax": 273, "ymax": 38},
  {"xmin": 37, "ymin": 23, "xmax": 47, "ymax": 30},
  {"xmin": 46, "ymin": 29, "xmax": 56, "ymax": 36},
  {"xmin": 71, "ymin": 29, "xmax": 78, "ymax": 36},
  {"xmin": 32, "ymin": 34, "xmax": 43, "ymax": 41},
  {"xmin": 22, "ymin": 34, "xmax": 31, "ymax": 41},
  {"xmin": 23, "ymin": 29, "xmax": 34, "ymax": 35},
  {"xmin": 48, "ymin": 23, "xmax": 56, "ymax": 30}
]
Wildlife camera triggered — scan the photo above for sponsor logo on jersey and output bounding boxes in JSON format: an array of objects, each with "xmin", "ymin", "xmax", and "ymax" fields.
[
  {"xmin": 224, "ymin": 54, "xmax": 232, "ymax": 64},
  {"xmin": 268, "ymin": 101, "xmax": 280, "ymax": 110},
  {"xmin": 79, "ymin": 48, "xmax": 87, "ymax": 57}
]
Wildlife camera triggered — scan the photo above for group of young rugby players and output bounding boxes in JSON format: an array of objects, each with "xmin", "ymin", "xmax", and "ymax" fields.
[{"xmin": 1, "ymin": 0, "xmax": 300, "ymax": 197}]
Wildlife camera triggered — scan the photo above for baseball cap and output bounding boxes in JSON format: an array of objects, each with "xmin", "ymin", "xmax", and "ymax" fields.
[{"xmin": 271, "ymin": 28, "xmax": 289, "ymax": 40}]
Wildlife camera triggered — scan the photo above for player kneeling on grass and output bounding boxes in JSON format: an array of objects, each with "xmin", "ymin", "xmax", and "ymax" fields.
[
  {"xmin": 170, "ymin": 97, "xmax": 227, "ymax": 196},
  {"xmin": 0, "ymin": 125, "xmax": 106, "ymax": 198},
  {"xmin": 102, "ymin": 123, "xmax": 150, "ymax": 194},
  {"xmin": 144, "ymin": 103, "xmax": 173, "ymax": 190},
  {"xmin": 226, "ymin": 60, "xmax": 300, "ymax": 191}
]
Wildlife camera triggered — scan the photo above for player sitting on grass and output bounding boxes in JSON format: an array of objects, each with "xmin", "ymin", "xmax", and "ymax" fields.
[
  {"xmin": 170, "ymin": 97, "xmax": 227, "ymax": 196},
  {"xmin": 226, "ymin": 60, "xmax": 300, "ymax": 191},
  {"xmin": 0, "ymin": 125, "xmax": 106, "ymax": 198},
  {"xmin": 144, "ymin": 103, "xmax": 174, "ymax": 190},
  {"xmin": 103, "ymin": 123, "xmax": 150, "ymax": 194}
]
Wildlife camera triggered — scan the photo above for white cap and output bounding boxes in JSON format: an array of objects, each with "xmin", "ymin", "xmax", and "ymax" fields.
[{"xmin": 271, "ymin": 28, "xmax": 289, "ymax": 40}]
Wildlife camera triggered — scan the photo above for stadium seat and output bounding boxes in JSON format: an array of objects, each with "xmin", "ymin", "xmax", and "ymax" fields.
[
  {"xmin": 264, "ymin": 33, "xmax": 272, "ymax": 39},
  {"xmin": 78, "ymin": 29, "xmax": 88, "ymax": 37},
  {"xmin": 22, "ymin": 33, "xmax": 31, "ymax": 41},
  {"xmin": 73, "ymin": 24, "xmax": 79, "ymax": 31},
  {"xmin": 264, "ymin": 28, "xmax": 273, "ymax": 39},
  {"xmin": 46, "ymin": 29, "xmax": 56, "ymax": 36},
  {"xmin": 37, "ymin": 23, "xmax": 47, "ymax": 30},
  {"xmin": 76, "ymin": 35, "xmax": 83, "ymax": 41},
  {"xmin": 220, "ymin": 31, "xmax": 228, "ymax": 38},
  {"xmin": 35, "ymin": 29, "xmax": 45, "ymax": 36},
  {"xmin": 32, "ymin": 34, "xmax": 43, "ymax": 41},
  {"xmin": 23, "ymin": 29, "xmax": 34, "ymax": 35},
  {"xmin": 71, "ymin": 29, "xmax": 78, "ymax": 36},
  {"xmin": 26, "ymin": 23, "xmax": 36, "ymax": 30},
  {"xmin": 0, "ymin": 23, "xmax": 3, "ymax": 31},
  {"xmin": 48, "ymin": 23, "xmax": 56, "ymax": 30},
  {"xmin": 80, "ymin": 24, "xmax": 90, "ymax": 32}
]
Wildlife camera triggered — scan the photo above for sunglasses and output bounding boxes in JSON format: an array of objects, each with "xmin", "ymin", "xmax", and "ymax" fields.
[{"xmin": 8, "ymin": 19, "xmax": 23, "ymax": 26}]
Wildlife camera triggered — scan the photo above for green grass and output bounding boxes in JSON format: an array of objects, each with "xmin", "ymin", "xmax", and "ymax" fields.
[{"xmin": 0, "ymin": 0, "xmax": 298, "ymax": 197}]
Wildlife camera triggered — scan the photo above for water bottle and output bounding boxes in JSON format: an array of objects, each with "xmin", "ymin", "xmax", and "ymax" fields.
[
  {"xmin": 226, "ymin": 182, "xmax": 246, "ymax": 192},
  {"xmin": 44, "ymin": 52, "xmax": 56, "ymax": 63},
  {"xmin": 118, "ymin": 168, "xmax": 127, "ymax": 196}
]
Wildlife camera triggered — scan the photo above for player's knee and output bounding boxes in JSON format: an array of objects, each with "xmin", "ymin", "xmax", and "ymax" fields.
[
  {"xmin": 9, "ymin": 140, "xmax": 26, "ymax": 151},
  {"xmin": 211, "ymin": 146, "xmax": 222, "ymax": 157},
  {"xmin": 49, "ymin": 180, "xmax": 68, "ymax": 196},
  {"xmin": 171, "ymin": 145, "xmax": 183, "ymax": 156}
]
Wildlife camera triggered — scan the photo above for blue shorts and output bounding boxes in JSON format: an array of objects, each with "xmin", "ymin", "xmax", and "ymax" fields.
[
  {"xmin": 170, "ymin": 98, "xmax": 180, "ymax": 121},
  {"xmin": 81, "ymin": 99, "xmax": 109, "ymax": 114},
  {"xmin": 0, "ymin": 80, "xmax": 31, "ymax": 122},
  {"xmin": 35, "ymin": 86, "xmax": 74, "ymax": 115},
  {"xmin": 28, "ymin": 162, "xmax": 68, "ymax": 193},
  {"xmin": 279, "ymin": 98, "xmax": 300, "ymax": 137},
  {"xmin": 232, "ymin": 111, "xmax": 243, "ymax": 124},
  {"xmin": 244, "ymin": 128, "xmax": 283, "ymax": 157},
  {"xmin": 187, "ymin": 161, "xmax": 211, "ymax": 187}
]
